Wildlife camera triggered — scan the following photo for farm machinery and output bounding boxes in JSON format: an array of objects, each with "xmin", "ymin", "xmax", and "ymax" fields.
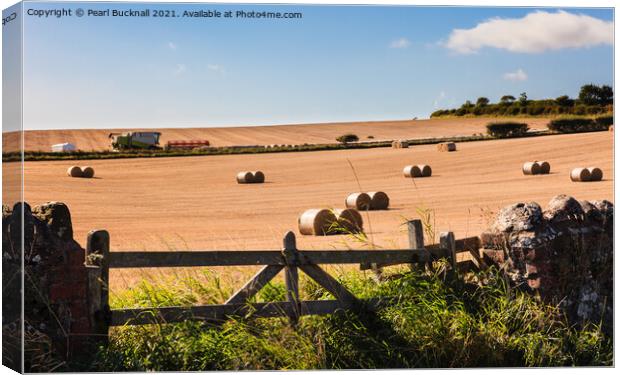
[
  {"xmin": 109, "ymin": 131, "xmax": 162, "ymax": 151},
  {"xmin": 109, "ymin": 131, "xmax": 211, "ymax": 151},
  {"xmin": 165, "ymin": 140, "xmax": 210, "ymax": 150}
]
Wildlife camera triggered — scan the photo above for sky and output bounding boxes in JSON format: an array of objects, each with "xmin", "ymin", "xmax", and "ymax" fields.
[{"xmin": 5, "ymin": 1, "xmax": 615, "ymax": 130}]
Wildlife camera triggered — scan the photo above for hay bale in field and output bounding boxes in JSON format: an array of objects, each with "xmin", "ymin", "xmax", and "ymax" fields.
[
  {"xmin": 236, "ymin": 171, "xmax": 254, "ymax": 184},
  {"xmin": 587, "ymin": 167, "xmax": 603, "ymax": 181},
  {"xmin": 418, "ymin": 164, "xmax": 432, "ymax": 177},
  {"xmin": 334, "ymin": 208, "xmax": 364, "ymax": 233},
  {"xmin": 610, "ymin": 125, "xmax": 614, "ymax": 132},
  {"xmin": 522, "ymin": 162, "xmax": 541, "ymax": 175},
  {"xmin": 345, "ymin": 192, "xmax": 371, "ymax": 210},
  {"xmin": 67, "ymin": 166, "xmax": 83, "ymax": 178},
  {"xmin": 252, "ymin": 171, "xmax": 265, "ymax": 183},
  {"xmin": 368, "ymin": 191, "xmax": 389, "ymax": 210},
  {"xmin": 537, "ymin": 161, "xmax": 551, "ymax": 174},
  {"xmin": 298, "ymin": 209, "xmax": 338, "ymax": 236},
  {"xmin": 80, "ymin": 166, "xmax": 95, "ymax": 178},
  {"xmin": 570, "ymin": 168, "xmax": 591, "ymax": 182},
  {"xmin": 403, "ymin": 165, "xmax": 422, "ymax": 178},
  {"xmin": 437, "ymin": 142, "xmax": 456, "ymax": 152}
]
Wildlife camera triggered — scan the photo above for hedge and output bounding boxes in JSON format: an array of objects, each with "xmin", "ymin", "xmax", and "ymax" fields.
[
  {"xmin": 594, "ymin": 114, "xmax": 613, "ymax": 128},
  {"xmin": 486, "ymin": 122, "xmax": 529, "ymax": 138},
  {"xmin": 547, "ymin": 116, "xmax": 610, "ymax": 133},
  {"xmin": 336, "ymin": 133, "xmax": 359, "ymax": 143}
]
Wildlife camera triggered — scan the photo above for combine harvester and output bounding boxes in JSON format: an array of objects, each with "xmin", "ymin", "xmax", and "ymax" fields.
[{"xmin": 109, "ymin": 132, "xmax": 162, "ymax": 151}]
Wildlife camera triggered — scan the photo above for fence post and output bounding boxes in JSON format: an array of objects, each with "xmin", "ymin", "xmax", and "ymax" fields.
[
  {"xmin": 86, "ymin": 230, "xmax": 110, "ymax": 342},
  {"xmin": 439, "ymin": 232, "xmax": 457, "ymax": 277},
  {"xmin": 407, "ymin": 220, "xmax": 425, "ymax": 270},
  {"xmin": 282, "ymin": 231, "xmax": 300, "ymax": 325}
]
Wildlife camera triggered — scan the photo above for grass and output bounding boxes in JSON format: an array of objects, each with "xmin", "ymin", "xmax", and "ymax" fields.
[{"xmin": 85, "ymin": 265, "xmax": 611, "ymax": 371}]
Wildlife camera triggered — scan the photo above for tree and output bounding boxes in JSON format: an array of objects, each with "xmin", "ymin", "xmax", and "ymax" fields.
[
  {"xmin": 461, "ymin": 100, "xmax": 474, "ymax": 109},
  {"xmin": 476, "ymin": 97, "xmax": 490, "ymax": 107},
  {"xmin": 519, "ymin": 92, "xmax": 528, "ymax": 106},
  {"xmin": 599, "ymin": 85, "xmax": 613, "ymax": 106},
  {"xmin": 578, "ymin": 84, "xmax": 601, "ymax": 106},
  {"xmin": 555, "ymin": 95, "xmax": 573, "ymax": 107},
  {"xmin": 500, "ymin": 95, "xmax": 516, "ymax": 105}
]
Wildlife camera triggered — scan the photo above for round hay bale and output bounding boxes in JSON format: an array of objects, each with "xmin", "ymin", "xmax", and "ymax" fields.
[
  {"xmin": 252, "ymin": 171, "xmax": 265, "ymax": 183},
  {"xmin": 609, "ymin": 125, "xmax": 614, "ymax": 132},
  {"xmin": 522, "ymin": 162, "xmax": 541, "ymax": 175},
  {"xmin": 368, "ymin": 191, "xmax": 389, "ymax": 210},
  {"xmin": 392, "ymin": 140, "xmax": 399, "ymax": 149},
  {"xmin": 298, "ymin": 209, "xmax": 337, "ymax": 236},
  {"xmin": 418, "ymin": 164, "xmax": 432, "ymax": 177},
  {"xmin": 570, "ymin": 168, "xmax": 590, "ymax": 182},
  {"xmin": 345, "ymin": 192, "xmax": 371, "ymax": 210},
  {"xmin": 80, "ymin": 166, "xmax": 95, "ymax": 178},
  {"xmin": 236, "ymin": 171, "xmax": 254, "ymax": 184},
  {"xmin": 587, "ymin": 167, "xmax": 603, "ymax": 181},
  {"xmin": 67, "ymin": 166, "xmax": 83, "ymax": 178},
  {"xmin": 538, "ymin": 161, "xmax": 551, "ymax": 174},
  {"xmin": 403, "ymin": 165, "xmax": 422, "ymax": 178},
  {"xmin": 334, "ymin": 208, "xmax": 364, "ymax": 233}
]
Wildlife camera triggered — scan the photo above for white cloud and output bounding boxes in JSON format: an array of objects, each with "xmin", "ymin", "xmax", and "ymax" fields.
[
  {"xmin": 389, "ymin": 37, "xmax": 411, "ymax": 49},
  {"xmin": 207, "ymin": 64, "xmax": 226, "ymax": 77},
  {"xmin": 503, "ymin": 68, "xmax": 528, "ymax": 82},
  {"xmin": 444, "ymin": 11, "xmax": 612, "ymax": 54},
  {"xmin": 168, "ymin": 41, "xmax": 177, "ymax": 50},
  {"xmin": 173, "ymin": 63, "xmax": 186, "ymax": 76}
]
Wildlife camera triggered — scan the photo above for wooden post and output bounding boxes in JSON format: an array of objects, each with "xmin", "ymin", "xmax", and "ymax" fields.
[
  {"xmin": 86, "ymin": 230, "xmax": 110, "ymax": 341},
  {"xmin": 439, "ymin": 231, "xmax": 457, "ymax": 277},
  {"xmin": 407, "ymin": 220, "xmax": 425, "ymax": 270},
  {"xmin": 282, "ymin": 231, "xmax": 300, "ymax": 325}
]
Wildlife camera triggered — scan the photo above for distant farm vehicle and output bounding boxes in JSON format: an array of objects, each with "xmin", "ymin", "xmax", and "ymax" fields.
[
  {"xmin": 51, "ymin": 142, "xmax": 77, "ymax": 152},
  {"xmin": 165, "ymin": 140, "xmax": 211, "ymax": 150},
  {"xmin": 109, "ymin": 132, "xmax": 162, "ymax": 151}
]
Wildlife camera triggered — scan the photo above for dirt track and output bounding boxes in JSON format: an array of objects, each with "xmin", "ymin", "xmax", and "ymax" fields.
[
  {"xmin": 3, "ymin": 117, "xmax": 551, "ymax": 152},
  {"xmin": 14, "ymin": 131, "xmax": 612, "ymax": 254}
]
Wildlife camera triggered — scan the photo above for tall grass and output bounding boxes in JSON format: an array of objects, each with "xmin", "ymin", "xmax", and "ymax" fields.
[{"xmin": 90, "ymin": 266, "xmax": 611, "ymax": 371}]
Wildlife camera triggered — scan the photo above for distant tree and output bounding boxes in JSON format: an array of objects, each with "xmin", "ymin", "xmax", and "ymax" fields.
[
  {"xmin": 500, "ymin": 95, "xmax": 516, "ymax": 105},
  {"xmin": 519, "ymin": 92, "xmax": 528, "ymax": 106},
  {"xmin": 578, "ymin": 84, "xmax": 601, "ymax": 106},
  {"xmin": 599, "ymin": 85, "xmax": 613, "ymax": 106},
  {"xmin": 461, "ymin": 100, "xmax": 474, "ymax": 109},
  {"xmin": 476, "ymin": 97, "xmax": 490, "ymax": 107},
  {"xmin": 555, "ymin": 95, "xmax": 572, "ymax": 107}
]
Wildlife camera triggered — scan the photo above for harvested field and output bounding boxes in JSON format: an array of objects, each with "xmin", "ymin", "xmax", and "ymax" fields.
[
  {"xmin": 11, "ymin": 130, "xmax": 611, "ymax": 255},
  {"xmin": 2, "ymin": 117, "xmax": 551, "ymax": 152}
]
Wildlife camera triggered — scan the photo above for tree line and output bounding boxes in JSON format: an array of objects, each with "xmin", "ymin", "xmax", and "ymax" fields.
[{"xmin": 431, "ymin": 84, "xmax": 613, "ymax": 118}]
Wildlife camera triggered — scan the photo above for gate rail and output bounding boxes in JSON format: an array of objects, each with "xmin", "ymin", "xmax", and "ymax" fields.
[{"xmin": 85, "ymin": 220, "xmax": 485, "ymax": 333}]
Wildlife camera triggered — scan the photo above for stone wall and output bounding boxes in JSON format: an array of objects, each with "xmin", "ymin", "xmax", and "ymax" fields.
[
  {"xmin": 2, "ymin": 202, "xmax": 99, "ymax": 371},
  {"xmin": 480, "ymin": 195, "xmax": 613, "ymax": 334}
]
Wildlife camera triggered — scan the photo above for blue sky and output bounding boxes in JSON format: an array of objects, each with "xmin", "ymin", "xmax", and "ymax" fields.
[{"xmin": 13, "ymin": 2, "xmax": 615, "ymax": 129}]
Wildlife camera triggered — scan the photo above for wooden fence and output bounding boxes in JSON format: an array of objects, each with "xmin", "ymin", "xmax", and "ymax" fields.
[{"xmin": 84, "ymin": 220, "xmax": 488, "ymax": 335}]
